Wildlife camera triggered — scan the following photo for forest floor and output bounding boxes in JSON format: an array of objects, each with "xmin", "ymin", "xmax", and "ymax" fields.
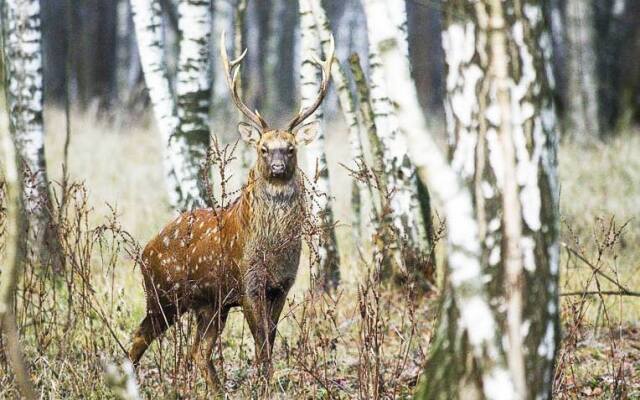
[{"xmin": 0, "ymin": 109, "xmax": 639, "ymax": 398}]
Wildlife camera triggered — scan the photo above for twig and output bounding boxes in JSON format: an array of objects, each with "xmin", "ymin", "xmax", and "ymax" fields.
[
  {"xmin": 561, "ymin": 242, "xmax": 633, "ymax": 293},
  {"xmin": 560, "ymin": 290, "xmax": 640, "ymax": 297}
]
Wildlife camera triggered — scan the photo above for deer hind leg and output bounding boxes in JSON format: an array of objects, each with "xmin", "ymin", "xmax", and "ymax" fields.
[
  {"xmin": 192, "ymin": 306, "xmax": 229, "ymax": 393},
  {"xmin": 129, "ymin": 306, "xmax": 178, "ymax": 367}
]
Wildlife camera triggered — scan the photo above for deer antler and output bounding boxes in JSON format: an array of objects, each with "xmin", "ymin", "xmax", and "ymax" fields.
[
  {"xmin": 286, "ymin": 35, "xmax": 335, "ymax": 132},
  {"xmin": 220, "ymin": 31, "xmax": 269, "ymax": 130}
]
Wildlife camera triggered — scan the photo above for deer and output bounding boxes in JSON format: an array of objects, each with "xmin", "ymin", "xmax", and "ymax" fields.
[{"xmin": 127, "ymin": 32, "xmax": 334, "ymax": 393}]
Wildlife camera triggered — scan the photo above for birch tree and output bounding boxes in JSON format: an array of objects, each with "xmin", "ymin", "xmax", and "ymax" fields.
[
  {"xmin": 2, "ymin": 0, "xmax": 63, "ymax": 271},
  {"xmin": 131, "ymin": 0, "xmax": 182, "ymax": 207},
  {"xmin": 566, "ymin": 0, "xmax": 600, "ymax": 141},
  {"xmin": 415, "ymin": 0, "xmax": 560, "ymax": 398},
  {"xmin": 1, "ymin": 35, "xmax": 37, "ymax": 394},
  {"xmin": 1, "ymin": 146, "xmax": 36, "ymax": 400},
  {"xmin": 349, "ymin": 54, "xmax": 406, "ymax": 276},
  {"xmin": 361, "ymin": 0, "xmax": 432, "ymax": 279},
  {"xmin": 308, "ymin": 0, "xmax": 367, "ymax": 240},
  {"xmin": 131, "ymin": 0, "xmax": 211, "ymax": 210},
  {"xmin": 299, "ymin": 0, "xmax": 340, "ymax": 289},
  {"xmin": 174, "ymin": 0, "xmax": 212, "ymax": 208}
]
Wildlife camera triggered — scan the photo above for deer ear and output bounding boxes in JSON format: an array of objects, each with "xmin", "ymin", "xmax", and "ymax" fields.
[
  {"xmin": 295, "ymin": 120, "xmax": 319, "ymax": 145},
  {"xmin": 238, "ymin": 122, "xmax": 260, "ymax": 144}
]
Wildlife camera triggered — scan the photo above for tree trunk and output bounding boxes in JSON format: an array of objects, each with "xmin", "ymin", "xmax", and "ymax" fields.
[
  {"xmin": 600, "ymin": 0, "xmax": 640, "ymax": 132},
  {"xmin": 1, "ymin": 5, "xmax": 38, "ymax": 396},
  {"xmin": 131, "ymin": 0, "xmax": 209, "ymax": 210},
  {"xmin": 0, "ymin": 141, "xmax": 36, "ymax": 400},
  {"xmin": 131, "ymin": 0, "xmax": 180, "ymax": 208},
  {"xmin": 115, "ymin": 0, "xmax": 141, "ymax": 108},
  {"xmin": 415, "ymin": 1, "xmax": 560, "ymax": 398},
  {"xmin": 233, "ymin": 0, "xmax": 254, "ymax": 175},
  {"xmin": 299, "ymin": 0, "xmax": 340, "ymax": 290},
  {"xmin": 40, "ymin": 0, "xmax": 68, "ymax": 102},
  {"xmin": 362, "ymin": 0, "xmax": 433, "ymax": 284},
  {"xmin": 273, "ymin": 0, "xmax": 298, "ymax": 117},
  {"xmin": 2, "ymin": 0, "xmax": 63, "ymax": 272},
  {"xmin": 245, "ymin": 0, "xmax": 268, "ymax": 113},
  {"xmin": 565, "ymin": 0, "xmax": 600, "ymax": 141},
  {"xmin": 308, "ymin": 0, "xmax": 366, "ymax": 242},
  {"xmin": 72, "ymin": 0, "xmax": 118, "ymax": 108},
  {"xmin": 349, "ymin": 53, "xmax": 406, "ymax": 277},
  {"xmin": 336, "ymin": 0, "xmax": 368, "ymax": 79},
  {"xmin": 406, "ymin": 0, "xmax": 445, "ymax": 116},
  {"xmin": 174, "ymin": 0, "xmax": 211, "ymax": 209},
  {"xmin": 211, "ymin": 0, "xmax": 234, "ymax": 123}
]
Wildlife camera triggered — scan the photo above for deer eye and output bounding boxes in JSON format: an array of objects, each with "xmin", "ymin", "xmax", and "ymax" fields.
[
  {"xmin": 287, "ymin": 146, "xmax": 294, "ymax": 154},
  {"xmin": 261, "ymin": 146, "xmax": 268, "ymax": 155}
]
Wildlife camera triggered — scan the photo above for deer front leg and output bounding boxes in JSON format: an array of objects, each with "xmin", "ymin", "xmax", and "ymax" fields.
[
  {"xmin": 266, "ymin": 294, "xmax": 286, "ymax": 358},
  {"xmin": 242, "ymin": 292, "xmax": 286, "ymax": 379}
]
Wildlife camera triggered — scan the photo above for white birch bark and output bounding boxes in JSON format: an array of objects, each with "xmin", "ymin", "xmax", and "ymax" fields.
[
  {"xmin": 514, "ymin": 2, "xmax": 561, "ymax": 394},
  {"xmin": 566, "ymin": 0, "xmax": 600, "ymax": 141},
  {"xmin": 174, "ymin": 0, "xmax": 212, "ymax": 209},
  {"xmin": 2, "ymin": 0, "xmax": 63, "ymax": 270},
  {"xmin": 416, "ymin": 1, "xmax": 560, "ymax": 398},
  {"xmin": 349, "ymin": 54, "xmax": 408, "ymax": 277},
  {"xmin": 299, "ymin": 0, "xmax": 340, "ymax": 289},
  {"xmin": 362, "ymin": 0, "xmax": 428, "ymax": 257},
  {"xmin": 130, "ymin": 0, "xmax": 182, "ymax": 208},
  {"xmin": 488, "ymin": 0, "xmax": 526, "ymax": 394},
  {"xmin": 308, "ymin": 0, "xmax": 367, "ymax": 240},
  {"xmin": 131, "ymin": 0, "xmax": 211, "ymax": 210}
]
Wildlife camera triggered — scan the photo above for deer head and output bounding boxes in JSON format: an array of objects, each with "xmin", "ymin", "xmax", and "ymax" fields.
[{"xmin": 220, "ymin": 32, "xmax": 334, "ymax": 182}]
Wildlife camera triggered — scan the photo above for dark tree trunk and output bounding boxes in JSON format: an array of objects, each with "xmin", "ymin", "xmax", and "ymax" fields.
[
  {"xmin": 406, "ymin": 0, "xmax": 445, "ymax": 118},
  {"xmin": 40, "ymin": 0, "xmax": 68, "ymax": 102}
]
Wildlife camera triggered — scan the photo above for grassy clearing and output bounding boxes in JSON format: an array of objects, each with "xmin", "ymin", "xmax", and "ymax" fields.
[
  {"xmin": 556, "ymin": 132, "xmax": 640, "ymax": 398},
  {"xmin": 0, "ymin": 108, "xmax": 638, "ymax": 398}
]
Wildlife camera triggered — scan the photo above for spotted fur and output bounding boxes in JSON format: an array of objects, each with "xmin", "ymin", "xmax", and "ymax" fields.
[{"xmin": 128, "ymin": 130, "xmax": 309, "ymax": 392}]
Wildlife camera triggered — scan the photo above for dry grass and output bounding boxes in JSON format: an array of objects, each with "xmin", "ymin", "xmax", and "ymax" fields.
[
  {"xmin": 555, "ymin": 133, "xmax": 640, "ymax": 398},
  {"xmin": 0, "ymin": 108, "xmax": 437, "ymax": 399},
  {"xmin": 0, "ymin": 108, "xmax": 638, "ymax": 398}
]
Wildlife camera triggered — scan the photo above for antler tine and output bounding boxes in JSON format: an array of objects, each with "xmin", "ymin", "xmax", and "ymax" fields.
[
  {"xmin": 220, "ymin": 31, "xmax": 269, "ymax": 130},
  {"xmin": 287, "ymin": 35, "xmax": 335, "ymax": 131},
  {"xmin": 229, "ymin": 48, "xmax": 248, "ymax": 68}
]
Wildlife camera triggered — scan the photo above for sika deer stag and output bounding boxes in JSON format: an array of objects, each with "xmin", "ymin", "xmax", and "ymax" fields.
[{"xmin": 128, "ymin": 33, "xmax": 334, "ymax": 393}]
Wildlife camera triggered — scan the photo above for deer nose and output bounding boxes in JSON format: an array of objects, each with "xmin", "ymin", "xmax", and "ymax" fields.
[{"xmin": 271, "ymin": 162, "xmax": 285, "ymax": 174}]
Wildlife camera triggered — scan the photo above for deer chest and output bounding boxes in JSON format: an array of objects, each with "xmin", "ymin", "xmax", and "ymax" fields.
[{"xmin": 241, "ymin": 201, "xmax": 304, "ymax": 293}]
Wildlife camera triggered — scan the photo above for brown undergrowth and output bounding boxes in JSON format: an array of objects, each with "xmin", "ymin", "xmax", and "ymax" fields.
[
  {"xmin": 1, "ymin": 111, "xmax": 639, "ymax": 398},
  {"xmin": 553, "ymin": 133, "xmax": 640, "ymax": 399},
  {"xmin": 0, "ymin": 131, "xmax": 438, "ymax": 399}
]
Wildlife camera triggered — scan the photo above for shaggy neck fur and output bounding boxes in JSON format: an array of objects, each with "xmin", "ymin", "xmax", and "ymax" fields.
[
  {"xmin": 240, "ymin": 167, "xmax": 305, "ymax": 281},
  {"xmin": 249, "ymin": 164, "xmax": 302, "ymax": 205}
]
